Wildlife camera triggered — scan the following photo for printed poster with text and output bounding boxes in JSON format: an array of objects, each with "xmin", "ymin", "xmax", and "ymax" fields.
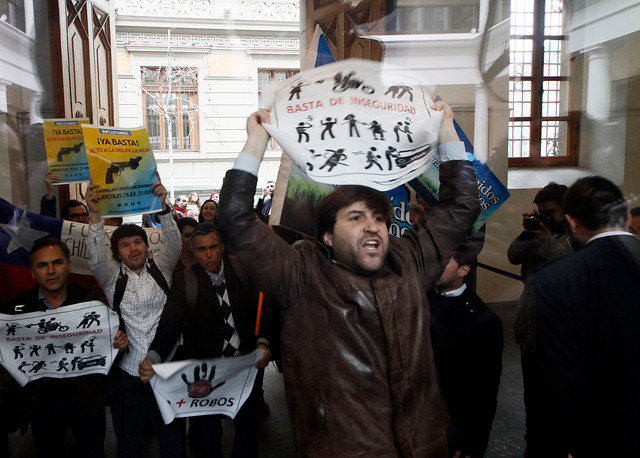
[
  {"xmin": 43, "ymin": 118, "xmax": 91, "ymax": 184},
  {"xmin": 262, "ymin": 58, "xmax": 442, "ymax": 191},
  {"xmin": 82, "ymin": 125, "xmax": 162, "ymax": 217},
  {"xmin": 0, "ymin": 301, "xmax": 120, "ymax": 386}
]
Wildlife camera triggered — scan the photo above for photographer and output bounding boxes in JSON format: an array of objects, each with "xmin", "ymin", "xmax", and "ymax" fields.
[{"xmin": 507, "ymin": 182, "xmax": 573, "ymax": 457}]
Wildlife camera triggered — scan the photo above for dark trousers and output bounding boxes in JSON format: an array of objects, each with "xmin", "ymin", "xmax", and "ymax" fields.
[
  {"xmin": 108, "ymin": 367, "xmax": 184, "ymax": 458},
  {"xmin": 188, "ymin": 369, "xmax": 263, "ymax": 458},
  {"xmin": 30, "ymin": 392, "xmax": 106, "ymax": 458},
  {"xmin": 521, "ymin": 345, "xmax": 552, "ymax": 458}
]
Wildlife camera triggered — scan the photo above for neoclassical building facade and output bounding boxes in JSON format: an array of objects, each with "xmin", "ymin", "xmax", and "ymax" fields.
[{"xmin": 115, "ymin": 0, "xmax": 301, "ymax": 198}]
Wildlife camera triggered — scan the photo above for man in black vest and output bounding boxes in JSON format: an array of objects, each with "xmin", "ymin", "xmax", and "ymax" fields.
[
  {"xmin": 4, "ymin": 238, "xmax": 128, "ymax": 457},
  {"xmin": 139, "ymin": 223, "xmax": 272, "ymax": 458}
]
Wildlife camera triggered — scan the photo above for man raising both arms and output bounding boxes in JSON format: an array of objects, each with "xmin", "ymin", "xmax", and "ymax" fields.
[{"xmin": 217, "ymin": 102, "xmax": 480, "ymax": 456}]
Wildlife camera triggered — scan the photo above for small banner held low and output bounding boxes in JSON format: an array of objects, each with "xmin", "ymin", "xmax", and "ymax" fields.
[
  {"xmin": 43, "ymin": 118, "xmax": 91, "ymax": 184},
  {"xmin": 82, "ymin": 125, "xmax": 162, "ymax": 217},
  {"xmin": 150, "ymin": 350, "xmax": 262, "ymax": 425},
  {"xmin": 0, "ymin": 301, "xmax": 120, "ymax": 386},
  {"xmin": 262, "ymin": 58, "xmax": 442, "ymax": 191}
]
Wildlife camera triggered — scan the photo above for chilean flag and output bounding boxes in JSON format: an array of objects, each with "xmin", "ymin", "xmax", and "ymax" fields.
[{"xmin": 0, "ymin": 198, "xmax": 98, "ymax": 303}]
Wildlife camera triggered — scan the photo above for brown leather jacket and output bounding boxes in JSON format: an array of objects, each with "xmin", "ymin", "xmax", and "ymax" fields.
[{"xmin": 218, "ymin": 159, "xmax": 479, "ymax": 457}]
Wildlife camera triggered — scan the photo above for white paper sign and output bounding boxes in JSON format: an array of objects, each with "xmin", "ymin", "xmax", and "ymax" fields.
[
  {"xmin": 0, "ymin": 301, "xmax": 120, "ymax": 386},
  {"xmin": 150, "ymin": 350, "xmax": 262, "ymax": 424},
  {"xmin": 263, "ymin": 58, "xmax": 442, "ymax": 191}
]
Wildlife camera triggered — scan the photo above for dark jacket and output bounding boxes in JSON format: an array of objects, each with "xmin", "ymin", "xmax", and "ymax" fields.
[
  {"xmin": 217, "ymin": 160, "xmax": 479, "ymax": 457},
  {"xmin": 149, "ymin": 255, "xmax": 272, "ymax": 362},
  {"xmin": 533, "ymin": 234, "xmax": 640, "ymax": 457},
  {"xmin": 428, "ymin": 287, "xmax": 503, "ymax": 457},
  {"xmin": 4, "ymin": 283, "xmax": 108, "ymax": 429}
]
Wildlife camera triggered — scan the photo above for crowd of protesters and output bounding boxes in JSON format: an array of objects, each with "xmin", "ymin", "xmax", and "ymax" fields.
[{"xmin": 1, "ymin": 102, "xmax": 639, "ymax": 458}]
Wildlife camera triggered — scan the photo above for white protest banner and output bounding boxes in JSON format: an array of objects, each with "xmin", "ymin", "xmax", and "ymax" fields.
[
  {"xmin": 150, "ymin": 350, "xmax": 262, "ymax": 424},
  {"xmin": 0, "ymin": 301, "xmax": 120, "ymax": 386},
  {"xmin": 262, "ymin": 58, "xmax": 442, "ymax": 191},
  {"xmin": 59, "ymin": 220, "xmax": 164, "ymax": 276}
]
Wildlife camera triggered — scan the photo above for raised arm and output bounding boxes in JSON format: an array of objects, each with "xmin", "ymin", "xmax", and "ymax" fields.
[
  {"xmin": 400, "ymin": 101, "xmax": 480, "ymax": 288},
  {"xmin": 217, "ymin": 110, "xmax": 306, "ymax": 304},
  {"xmin": 85, "ymin": 183, "xmax": 119, "ymax": 296}
]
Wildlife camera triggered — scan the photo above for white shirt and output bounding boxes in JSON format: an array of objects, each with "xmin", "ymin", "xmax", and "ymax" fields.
[
  {"xmin": 587, "ymin": 230, "xmax": 635, "ymax": 244},
  {"xmin": 86, "ymin": 213, "xmax": 181, "ymax": 376}
]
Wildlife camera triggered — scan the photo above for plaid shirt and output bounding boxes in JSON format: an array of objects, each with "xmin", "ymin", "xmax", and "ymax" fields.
[{"xmin": 87, "ymin": 213, "xmax": 181, "ymax": 376}]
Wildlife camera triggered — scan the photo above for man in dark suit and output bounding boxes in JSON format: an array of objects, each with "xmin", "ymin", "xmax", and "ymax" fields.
[
  {"xmin": 138, "ymin": 223, "xmax": 272, "ymax": 458},
  {"xmin": 4, "ymin": 237, "xmax": 128, "ymax": 458},
  {"xmin": 533, "ymin": 176, "xmax": 640, "ymax": 457},
  {"xmin": 428, "ymin": 241, "xmax": 503, "ymax": 458}
]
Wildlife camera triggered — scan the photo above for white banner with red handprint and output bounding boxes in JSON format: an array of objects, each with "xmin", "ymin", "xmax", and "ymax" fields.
[
  {"xmin": 262, "ymin": 58, "xmax": 443, "ymax": 191},
  {"xmin": 0, "ymin": 301, "xmax": 120, "ymax": 386},
  {"xmin": 150, "ymin": 350, "xmax": 262, "ymax": 424}
]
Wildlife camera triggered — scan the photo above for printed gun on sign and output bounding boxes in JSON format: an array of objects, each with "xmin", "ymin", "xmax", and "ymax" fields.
[
  {"xmin": 105, "ymin": 156, "xmax": 143, "ymax": 184},
  {"xmin": 56, "ymin": 142, "xmax": 84, "ymax": 161}
]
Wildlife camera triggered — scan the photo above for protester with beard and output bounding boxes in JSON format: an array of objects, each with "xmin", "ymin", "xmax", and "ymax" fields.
[{"xmin": 507, "ymin": 181, "xmax": 573, "ymax": 457}]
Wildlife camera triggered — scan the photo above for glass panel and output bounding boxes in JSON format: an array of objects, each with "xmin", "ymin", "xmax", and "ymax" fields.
[
  {"xmin": 510, "ymin": 0, "xmax": 534, "ymax": 36},
  {"xmin": 508, "ymin": 121, "xmax": 530, "ymax": 158},
  {"xmin": 182, "ymin": 113, "xmax": 191, "ymax": 150},
  {"xmin": 542, "ymin": 80, "xmax": 569, "ymax": 117},
  {"xmin": 142, "ymin": 68, "xmax": 160, "ymax": 86},
  {"xmin": 258, "ymin": 71, "xmax": 272, "ymax": 88},
  {"xmin": 509, "ymin": 38, "xmax": 532, "ymax": 77},
  {"xmin": 544, "ymin": 0, "xmax": 564, "ymax": 35},
  {"xmin": 541, "ymin": 120, "xmax": 567, "ymax": 157},
  {"xmin": 543, "ymin": 39, "xmax": 568, "ymax": 77},
  {"xmin": 274, "ymin": 71, "xmax": 290, "ymax": 82},
  {"xmin": 509, "ymin": 80, "xmax": 532, "ymax": 117},
  {"xmin": 145, "ymin": 94, "xmax": 161, "ymax": 150}
]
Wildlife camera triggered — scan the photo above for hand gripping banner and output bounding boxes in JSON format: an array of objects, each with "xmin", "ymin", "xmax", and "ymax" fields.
[{"xmin": 262, "ymin": 58, "xmax": 443, "ymax": 191}]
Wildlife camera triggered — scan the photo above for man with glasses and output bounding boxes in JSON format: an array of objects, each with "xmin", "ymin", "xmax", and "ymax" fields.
[{"xmin": 40, "ymin": 172, "xmax": 90, "ymax": 224}]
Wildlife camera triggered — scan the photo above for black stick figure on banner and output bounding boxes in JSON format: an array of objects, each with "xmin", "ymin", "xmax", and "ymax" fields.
[
  {"xmin": 369, "ymin": 121, "xmax": 385, "ymax": 140},
  {"xmin": 45, "ymin": 343, "xmax": 57, "ymax": 355},
  {"xmin": 343, "ymin": 114, "xmax": 365, "ymax": 138},
  {"xmin": 6, "ymin": 323, "xmax": 19, "ymax": 336},
  {"xmin": 57, "ymin": 357, "xmax": 69, "ymax": 372},
  {"xmin": 384, "ymin": 85, "xmax": 414, "ymax": 101},
  {"xmin": 29, "ymin": 361, "xmax": 46, "ymax": 373},
  {"xmin": 333, "ymin": 72, "xmax": 374, "ymax": 94},
  {"xmin": 385, "ymin": 146, "xmax": 399, "ymax": 171},
  {"xmin": 71, "ymin": 356, "xmax": 81, "ymax": 371},
  {"xmin": 13, "ymin": 344, "xmax": 25, "ymax": 359},
  {"xmin": 289, "ymin": 81, "xmax": 308, "ymax": 100},
  {"xmin": 296, "ymin": 122, "xmax": 312, "ymax": 143},
  {"xmin": 77, "ymin": 311, "xmax": 100, "ymax": 329},
  {"xmin": 404, "ymin": 120, "xmax": 414, "ymax": 143},
  {"xmin": 306, "ymin": 149, "xmax": 322, "ymax": 171},
  {"xmin": 18, "ymin": 361, "xmax": 30, "ymax": 373},
  {"xmin": 365, "ymin": 147, "xmax": 383, "ymax": 170},
  {"xmin": 63, "ymin": 342, "xmax": 75, "ymax": 354},
  {"xmin": 81, "ymin": 338, "xmax": 96, "ymax": 353},
  {"xmin": 320, "ymin": 117, "xmax": 337, "ymax": 140},
  {"xmin": 394, "ymin": 122, "xmax": 403, "ymax": 142},
  {"xmin": 319, "ymin": 149, "xmax": 348, "ymax": 172},
  {"xmin": 29, "ymin": 344, "xmax": 41, "ymax": 357}
]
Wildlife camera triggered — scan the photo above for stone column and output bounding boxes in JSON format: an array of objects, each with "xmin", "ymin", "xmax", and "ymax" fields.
[
  {"xmin": 30, "ymin": 91, "xmax": 43, "ymax": 124},
  {"xmin": 585, "ymin": 45, "xmax": 611, "ymax": 121},
  {"xmin": 474, "ymin": 84, "xmax": 489, "ymax": 162},
  {"xmin": 0, "ymin": 79, "xmax": 9, "ymax": 113}
]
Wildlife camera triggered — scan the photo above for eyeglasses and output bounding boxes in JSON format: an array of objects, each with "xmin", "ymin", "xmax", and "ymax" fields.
[{"xmin": 68, "ymin": 212, "xmax": 89, "ymax": 218}]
